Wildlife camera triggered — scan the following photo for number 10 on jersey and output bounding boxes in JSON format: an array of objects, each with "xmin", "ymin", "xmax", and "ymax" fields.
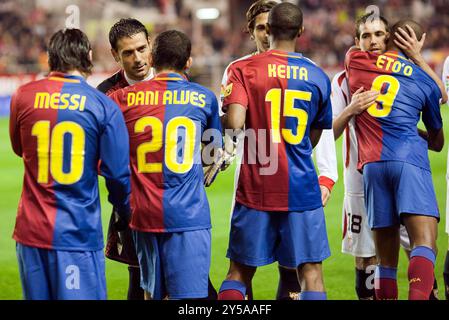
[{"xmin": 265, "ymin": 88, "xmax": 310, "ymax": 145}]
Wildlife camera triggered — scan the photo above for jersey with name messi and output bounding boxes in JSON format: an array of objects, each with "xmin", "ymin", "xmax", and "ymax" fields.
[
  {"xmin": 222, "ymin": 50, "xmax": 332, "ymax": 212},
  {"xmin": 345, "ymin": 49, "xmax": 442, "ymax": 171},
  {"xmin": 110, "ymin": 73, "xmax": 222, "ymax": 232},
  {"xmin": 9, "ymin": 72, "xmax": 131, "ymax": 251}
]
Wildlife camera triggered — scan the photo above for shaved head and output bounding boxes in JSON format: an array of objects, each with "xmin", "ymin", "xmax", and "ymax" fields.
[{"xmin": 268, "ymin": 2, "xmax": 303, "ymax": 41}]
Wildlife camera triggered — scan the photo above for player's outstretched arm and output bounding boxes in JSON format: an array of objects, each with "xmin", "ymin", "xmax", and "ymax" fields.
[
  {"xmin": 394, "ymin": 25, "xmax": 448, "ymax": 104},
  {"xmin": 333, "ymin": 87, "xmax": 379, "ymax": 139}
]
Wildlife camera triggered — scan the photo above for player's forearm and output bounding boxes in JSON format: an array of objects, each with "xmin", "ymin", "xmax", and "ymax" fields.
[
  {"xmin": 333, "ymin": 107, "xmax": 353, "ymax": 139},
  {"xmin": 414, "ymin": 55, "xmax": 448, "ymax": 103}
]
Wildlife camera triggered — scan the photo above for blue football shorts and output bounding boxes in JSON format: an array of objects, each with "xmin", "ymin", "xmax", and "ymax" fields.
[
  {"xmin": 363, "ymin": 161, "xmax": 439, "ymax": 229},
  {"xmin": 226, "ymin": 202, "xmax": 330, "ymax": 268},
  {"xmin": 16, "ymin": 243, "xmax": 106, "ymax": 300},
  {"xmin": 133, "ymin": 229, "xmax": 211, "ymax": 299}
]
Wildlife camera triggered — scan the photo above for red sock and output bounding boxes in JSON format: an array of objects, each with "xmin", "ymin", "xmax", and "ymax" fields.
[
  {"xmin": 408, "ymin": 256, "xmax": 434, "ymax": 300},
  {"xmin": 218, "ymin": 280, "xmax": 246, "ymax": 300},
  {"xmin": 218, "ymin": 290, "xmax": 245, "ymax": 300},
  {"xmin": 375, "ymin": 278, "xmax": 398, "ymax": 300}
]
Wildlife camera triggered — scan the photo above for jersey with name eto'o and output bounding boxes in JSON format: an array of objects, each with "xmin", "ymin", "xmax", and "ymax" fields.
[
  {"xmin": 110, "ymin": 73, "xmax": 222, "ymax": 232},
  {"xmin": 222, "ymin": 50, "xmax": 333, "ymax": 212},
  {"xmin": 345, "ymin": 50, "xmax": 442, "ymax": 171},
  {"xmin": 9, "ymin": 72, "xmax": 131, "ymax": 251}
]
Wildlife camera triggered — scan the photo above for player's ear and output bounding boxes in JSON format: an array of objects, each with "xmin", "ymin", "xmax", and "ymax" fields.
[
  {"xmin": 184, "ymin": 57, "xmax": 193, "ymax": 70},
  {"xmin": 88, "ymin": 50, "xmax": 93, "ymax": 63},
  {"xmin": 354, "ymin": 37, "xmax": 360, "ymax": 47},
  {"xmin": 297, "ymin": 26, "xmax": 304, "ymax": 38},
  {"xmin": 384, "ymin": 32, "xmax": 390, "ymax": 43},
  {"xmin": 111, "ymin": 48, "xmax": 120, "ymax": 63}
]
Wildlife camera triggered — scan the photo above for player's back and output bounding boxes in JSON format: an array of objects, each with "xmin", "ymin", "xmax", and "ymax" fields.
[
  {"xmin": 346, "ymin": 50, "xmax": 442, "ymax": 170},
  {"xmin": 10, "ymin": 72, "xmax": 129, "ymax": 251},
  {"xmin": 223, "ymin": 50, "xmax": 332, "ymax": 211},
  {"xmin": 110, "ymin": 72, "xmax": 221, "ymax": 232}
]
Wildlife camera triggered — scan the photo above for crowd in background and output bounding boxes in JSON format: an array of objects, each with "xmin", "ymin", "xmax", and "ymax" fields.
[{"xmin": 0, "ymin": 0, "xmax": 448, "ymax": 89}]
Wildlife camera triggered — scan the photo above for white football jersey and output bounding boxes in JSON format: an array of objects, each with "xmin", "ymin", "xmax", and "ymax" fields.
[{"xmin": 331, "ymin": 70, "xmax": 363, "ymax": 195}]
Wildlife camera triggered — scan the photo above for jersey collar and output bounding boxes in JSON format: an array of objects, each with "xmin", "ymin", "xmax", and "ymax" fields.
[
  {"xmin": 268, "ymin": 49, "xmax": 303, "ymax": 59},
  {"xmin": 48, "ymin": 71, "xmax": 85, "ymax": 83},
  {"xmin": 384, "ymin": 50, "xmax": 408, "ymax": 61},
  {"xmin": 154, "ymin": 72, "xmax": 188, "ymax": 81}
]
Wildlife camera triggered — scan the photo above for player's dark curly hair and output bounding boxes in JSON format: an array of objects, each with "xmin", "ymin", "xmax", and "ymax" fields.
[
  {"xmin": 355, "ymin": 11, "xmax": 389, "ymax": 39},
  {"xmin": 268, "ymin": 2, "xmax": 303, "ymax": 41},
  {"xmin": 48, "ymin": 28, "xmax": 93, "ymax": 75},
  {"xmin": 151, "ymin": 30, "xmax": 191, "ymax": 72},
  {"xmin": 246, "ymin": 0, "xmax": 278, "ymax": 34},
  {"xmin": 109, "ymin": 18, "xmax": 149, "ymax": 51}
]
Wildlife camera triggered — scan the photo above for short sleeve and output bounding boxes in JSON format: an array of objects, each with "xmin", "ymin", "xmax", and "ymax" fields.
[
  {"xmin": 422, "ymin": 79, "xmax": 443, "ymax": 131},
  {"xmin": 312, "ymin": 74, "xmax": 333, "ymax": 129},
  {"xmin": 222, "ymin": 63, "xmax": 249, "ymax": 113}
]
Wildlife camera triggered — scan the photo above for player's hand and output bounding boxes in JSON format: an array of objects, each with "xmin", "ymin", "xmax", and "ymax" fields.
[
  {"xmin": 393, "ymin": 25, "xmax": 426, "ymax": 64},
  {"xmin": 348, "ymin": 87, "xmax": 379, "ymax": 116},
  {"xmin": 112, "ymin": 206, "xmax": 130, "ymax": 232},
  {"xmin": 320, "ymin": 185, "xmax": 331, "ymax": 207},
  {"xmin": 221, "ymin": 134, "xmax": 237, "ymax": 171},
  {"xmin": 203, "ymin": 148, "xmax": 224, "ymax": 187}
]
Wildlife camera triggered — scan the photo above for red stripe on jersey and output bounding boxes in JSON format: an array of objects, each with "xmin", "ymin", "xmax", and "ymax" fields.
[
  {"xmin": 12, "ymin": 77, "xmax": 64, "ymax": 248},
  {"xmin": 113, "ymin": 79, "xmax": 166, "ymax": 232}
]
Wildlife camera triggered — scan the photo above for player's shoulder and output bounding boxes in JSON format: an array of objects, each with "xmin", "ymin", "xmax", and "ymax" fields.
[
  {"xmin": 96, "ymin": 70, "xmax": 127, "ymax": 95},
  {"xmin": 226, "ymin": 53, "xmax": 258, "ymax": 73},
  {"xmin": 331, "ymin": 70, "xmax": 347, "ymax": 90},
  {"xmin": 187, "ymin": 81, "xmax": 217, "ymax": 103},
  {"xmin": 225, "ymin": 53, "xmax": 254, "ymax": 71}
]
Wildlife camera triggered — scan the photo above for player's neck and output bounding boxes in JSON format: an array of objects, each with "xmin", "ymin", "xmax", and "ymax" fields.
[
  {"xmin": 154, "ymin": 68, "xmax": 184, "ymax": 77},
  {"xmin": 270, "ymin": 40, "xmax": 296, "ymax": 53},
  {"xmin": 61, "ymin": 69, "xmax": 86, "ymax": 78}
]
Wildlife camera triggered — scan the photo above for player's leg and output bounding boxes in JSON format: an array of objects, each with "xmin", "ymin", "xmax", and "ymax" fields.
[
  {"xmin": 127, "ymin": 265, "xmax": 144, "ymax": 300},
  {"xmin": 161, "ymin": 230, "xmax": 211, "ymax": 300},
  {"xmin": 399, "ymin": 225, "xmax": 439, "ymax": 299},
  {"xmin": 363, "ymin": 161, "xmax": 400, "ymax": 300},
  {"xmin": 16, "ymin": 243, "xmax": 52, "ymax": 300},
  {"xmin": 276, "ymin": 265, "xmax": 301, "ymax": 300},
  {"xmin": 355, "ymin": 256, "xmax": 377, "ymax": 300},
  {"xmin": 342, "ymin": 193, "xmax": 377, "ymax": 300},
  {"xmin": 402, "ymin": 215, "xmax": 438, "ymax": 300},
  {"xmin": 219, "ymin": 202, "xmax": 276, "ymax": 300},
  {"xmin": 373, "ymin": 226, "xmax": 400, "ymax": 300},
  {"xmin": 132, "ymin": 231, "xmax": 165, "ymax": 300},
  {"xmin": 105, "ymin": 212, "xmax": 144, "ymax": 300},
  {"xmin": 278, "ymin": 207, "xmax": 330, "ymax": 300},
  {"xmin": 397, "ymin": 163, "xmax": 440, "ymax": 300}
]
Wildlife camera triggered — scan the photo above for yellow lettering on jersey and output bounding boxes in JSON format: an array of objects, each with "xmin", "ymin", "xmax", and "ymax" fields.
[
  {"xmin": 376, "ymin": 55, "xmax": 413, "ymax": 77},
  {"xmin": 267, "ymin": 64, "xmax": 308, "ymax": 80},
  {"xmin": 34, "ymin": 92, "xmax": 86, "ymax": 111},
  {"xmin": 163, "ymin": 90, "xmax": 173, "ymax": 105}
]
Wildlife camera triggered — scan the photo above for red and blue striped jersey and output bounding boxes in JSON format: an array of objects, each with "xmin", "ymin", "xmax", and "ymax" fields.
[
  {"xmin": 222, "ymin": 50, "xmax": 332, "ymax": 212},
  {"xmin": 345, "ymin": 49, "xmax": 442, "ymax": 171},
  {"xmin": 110, "ymin": 72, "xmax": 222, "ymax": 232},
  {"xmin": 9, "ymin": 72, "xmax": 131, "ymax": 251}
]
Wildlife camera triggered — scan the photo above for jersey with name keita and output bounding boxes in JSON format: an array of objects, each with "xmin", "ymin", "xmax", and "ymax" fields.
[{"xmin": 222, "ymin": 50, "xmax": 332, "ymax": 212}]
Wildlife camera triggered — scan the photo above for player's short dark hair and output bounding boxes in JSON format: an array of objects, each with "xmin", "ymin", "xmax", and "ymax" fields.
[
  {"xmin": 109, "ymin": 18, "xmax": 149, "ymax": 51},
  {"xmin": 151, "ymin": 30, "xmax": 191, "ymax": 72},
  {"xmin": 391, "ymin": 19, "xmax": 424, "ymax": 42},
  {"xmin": 48, "ymin": 28, "xmax": 93, "ymax": 75},
  {"xmin": 355, "ymin": 11, "xmax": 389, "ymax": 39},
  {"xmin": 268, "ymin": 2, "xmax": 303, "ymax": 41},
  {"xmin": 246, "ymin": 0, "xmax": 278, "ymax": 34}
]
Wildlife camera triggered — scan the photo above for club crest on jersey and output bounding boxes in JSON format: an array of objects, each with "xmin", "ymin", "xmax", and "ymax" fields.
[{"xmin": 222, "ymin": 83, "xmax": 233, "ymax": 98}]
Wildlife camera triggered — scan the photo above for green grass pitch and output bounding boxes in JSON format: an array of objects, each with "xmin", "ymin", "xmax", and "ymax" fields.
[{"xmin": 0, "ymin": 110, "xmax": 448, "ymax": 300}]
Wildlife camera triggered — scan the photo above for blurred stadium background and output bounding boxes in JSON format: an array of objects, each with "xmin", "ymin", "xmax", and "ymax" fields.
[{"xmin": 0, "ymin": 0, "xmax": 448, "ymax": 300}]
